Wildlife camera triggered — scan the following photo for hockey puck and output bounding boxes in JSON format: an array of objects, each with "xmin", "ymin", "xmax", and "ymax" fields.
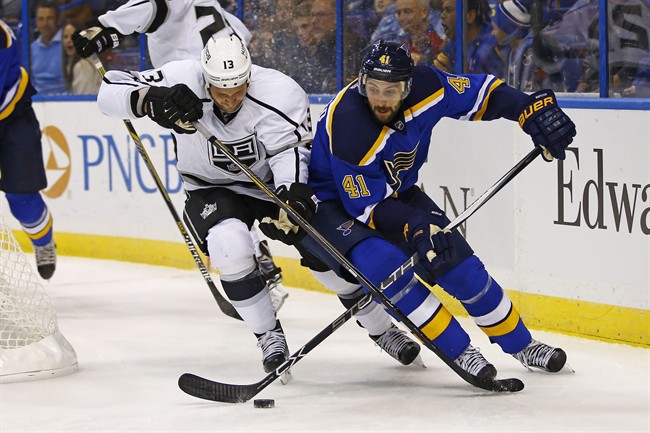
[{"xmin": 253, "ymin": 399, "xmax": 275, "ymax": 408}]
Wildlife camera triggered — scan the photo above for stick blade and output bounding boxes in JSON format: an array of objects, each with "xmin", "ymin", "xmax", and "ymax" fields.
[{"xmin": 178, "ymin": 373, "xmax": 258, "ymax": 403}]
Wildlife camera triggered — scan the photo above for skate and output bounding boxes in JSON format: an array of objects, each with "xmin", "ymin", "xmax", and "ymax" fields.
[
  {"xmin": 454, "ymin": 344, "xmax": 497, "ymax": 380},
  {"xmin": 371, "ymin": 323, "xmax": 423, "ymax": 366},
  {"xmin": 34, "ymin": 239, "xmax": 56, "ymax": 280},
  {"xmin": 513, "ymin": 339, "xmax": 567, "ymax": 372},
  {"xmin": 255, "ymin": 321, "xmax": 291, "ymax": 383},
  {"xmin": 257, "ymin": 240, "xmax": 288, "ymax": 312}
]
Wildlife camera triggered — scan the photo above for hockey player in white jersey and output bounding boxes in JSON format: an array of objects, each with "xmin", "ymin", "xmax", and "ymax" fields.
[
  {"xmin": 71, "ymin": 0, "xmax": 251, "ymax": 68},
  {"xmin": 71, "ymin": 0, "xmax": 290, "ymax": 311},
  {"xmin": 96, "ymin": 35, "xmax": 423, "ymax": 373}
]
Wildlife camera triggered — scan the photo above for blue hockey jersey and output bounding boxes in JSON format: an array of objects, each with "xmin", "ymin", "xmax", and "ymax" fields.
[
  {"xmin": 309, "ymin": 65, "xmax": 528, "ymax": 226},
  {"xmin": 0, "ymin": 19, "xmax": 33, "ymax": 121}
]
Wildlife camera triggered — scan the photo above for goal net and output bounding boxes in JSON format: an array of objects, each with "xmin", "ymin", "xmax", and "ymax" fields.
[{"xmin": 0, "ymin": 214, "xmax": 77, "ymax": 383}]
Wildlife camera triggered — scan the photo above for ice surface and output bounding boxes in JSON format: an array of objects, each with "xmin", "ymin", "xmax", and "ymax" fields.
[{"xmin": 1, "ymin": 256, "xmax": 648, "ymax": 433}]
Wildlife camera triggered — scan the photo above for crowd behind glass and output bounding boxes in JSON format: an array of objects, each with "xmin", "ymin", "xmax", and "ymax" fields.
[{"xmin": 2, "ymin": 0, "xmax": 649, "ymax": 98}]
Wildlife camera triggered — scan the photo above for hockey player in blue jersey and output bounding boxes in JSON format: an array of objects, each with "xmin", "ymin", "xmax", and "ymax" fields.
[
  {"xmin": 0, "ymin": 19, "xmax": 56, "ymax": 279},
  {"xmin": 304, "ymin": 40, "xmax": 576, "ymax": 377}
]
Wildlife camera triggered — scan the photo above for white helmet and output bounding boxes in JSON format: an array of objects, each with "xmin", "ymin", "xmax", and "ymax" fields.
[{"xmin": 200, "ymin": 35, "xmax": 252, "ymax": 88}]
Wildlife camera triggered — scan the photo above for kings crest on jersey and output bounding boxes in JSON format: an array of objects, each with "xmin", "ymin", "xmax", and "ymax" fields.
[
  {"xmin": 97, "ymin": 59, "xmax": 312, "ymax": 202},
  {"xmin": 309, "ymin": 65, "xmax": 522, "ymax": 225}
]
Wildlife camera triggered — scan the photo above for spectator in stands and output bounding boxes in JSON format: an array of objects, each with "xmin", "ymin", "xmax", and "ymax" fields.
[
  {"xmin": 370, "ymin": 0, "xmax": 401, "ymax": 42},
  {"xmin": 623, "ymin": 66, "xmax": 650, "ymax": 97},
  {"xmin": 394, "ymin": 0, "xmax": 444, "ymax": 65},
  {"xmin": 62, "ymin": 21, "xmax": 101, "ymax": 94},
  {"xmin": 541, "ymin": 0, "xmax": 650, "ymax": 96},
  {"xmin": 490, "ymin": 0, "xmax": 552, "ymax": 91},
  {"xmin": 30, "ymin": 0, "xmax": 65, "ymax": 94},
  {"xmin": 434, "ymin": 0, "xmax": 507, "ymax": 77},
  {"xmin": 58, "ymin": 0, "xmax": 95, "ymax": 29},
  {"xmin": 295, "ymin": 3, "xmax": 314, "ymax": 49},
  {"xmin": 308, "ymin": 0, "xmax": 365, "ymax": 93}
]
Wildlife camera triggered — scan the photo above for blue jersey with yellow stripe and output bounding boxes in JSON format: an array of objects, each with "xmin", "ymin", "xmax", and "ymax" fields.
[
  {"xmin": 309, "ymin": 65, "xmax": 528, "ymax": 225},
  {"xmin": 1, "ymin": 19, "xmax": 32, "ymax": 121}
]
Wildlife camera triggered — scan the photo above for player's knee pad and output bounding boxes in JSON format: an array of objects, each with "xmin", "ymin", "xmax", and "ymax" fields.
[
  {"xmin": 206, "ymin": 218, "xmax": 257, "ymax": 281},
  {"xmin": 436, "ymin": 255, "xmax": 490, "ymax": 301}
]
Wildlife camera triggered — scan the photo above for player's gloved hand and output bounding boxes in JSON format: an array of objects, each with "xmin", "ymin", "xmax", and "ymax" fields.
[
  {"xmin": 259, "ymin": 183, "xmax": 318, "ymax": 244},
  {"xmin": 72, "ymin": 26, "xmax": 122, "ymax": 57},
  {"xmin": 144, "ymin": 84, "xmax": 203, "ymax": 134},
  {"xmin": 404, "ymin": 212, "xmax": 455, "ymax": 271},
  {"xmin": 518, "ymin": 89, "xmax": 576, "ymax": 162}
]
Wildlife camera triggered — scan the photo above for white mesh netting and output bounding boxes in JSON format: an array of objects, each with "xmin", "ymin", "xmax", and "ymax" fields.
[{"xmin": 0, "ymin": 213, "xmax": 77, "ymax": 383}]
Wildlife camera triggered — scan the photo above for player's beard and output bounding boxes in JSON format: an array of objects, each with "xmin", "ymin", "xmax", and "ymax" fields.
[{"xmin": 370, "ymin": 102, "xmax": 399, "ymax": 124}]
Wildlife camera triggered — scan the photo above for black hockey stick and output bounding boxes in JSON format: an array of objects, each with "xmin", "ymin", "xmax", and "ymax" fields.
[
  {"xmin": 87, "ymin": 53, "xmax": 241, "ymax": 321},
  {"xmin": 180, "ymin": 121, "xmax": 543, "ymax": 399}
]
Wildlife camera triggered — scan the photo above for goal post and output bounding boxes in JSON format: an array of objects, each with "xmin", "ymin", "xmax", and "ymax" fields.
[{"xmin": 0, "ymin": 214, "xmax": 78, "ymax": 383}]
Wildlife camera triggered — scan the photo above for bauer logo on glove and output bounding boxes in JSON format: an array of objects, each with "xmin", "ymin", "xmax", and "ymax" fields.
[{"xmin": 518, "ymin": 89, "xmax": 576, "ymax": 162}]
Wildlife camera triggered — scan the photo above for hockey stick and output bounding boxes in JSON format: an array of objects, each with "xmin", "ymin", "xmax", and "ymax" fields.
[
  {"xmin": 87, "ymin": 53, "xmax": 241, "ymax": 321},
  {"xmin": 179, "ymin": 121, "xmax": 543, "ymax": 400}
]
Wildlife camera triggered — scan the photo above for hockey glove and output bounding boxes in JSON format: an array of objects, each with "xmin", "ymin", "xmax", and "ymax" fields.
[
  {"xmin": 404, "ymin": 212, "xmax": 455, "ymax": 272},
  {"xmin": 144, "ymin": 84, "xmax": 203, "ymax": 134},
  {"xmin": 72, "ymin": 26, "xmax": 122, "ymax": 57},
  {"xmin": 259, "ymin": 183, "xmax": 318, "ymax": 245},
  {"xmin": 518, "ymin": 89, "xmax": 576, "ymax": 162}
]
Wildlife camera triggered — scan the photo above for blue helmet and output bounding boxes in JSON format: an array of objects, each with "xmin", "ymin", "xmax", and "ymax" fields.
[{"xmin": 358, "ymin": 40, "xmax": 414, "ymax": 100}]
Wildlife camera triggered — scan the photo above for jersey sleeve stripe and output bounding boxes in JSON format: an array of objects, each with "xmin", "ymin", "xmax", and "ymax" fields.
[
  {"xmin": 409, "ymin": 87, "xmax": 444, "ymax": 117},
  {"xmin": 144, "ymin": 0, "xmax": 169, "ymax": 33},
  {"xmin": 1, "ymin": 21, "xmax": 11, "ymax": 48},
  {"xmin": 472, "ymin": 77, "xmax": 504, "ymax": 121},
  {"xmin": 0, "ymin": 67, "xmax": 28, "ymax": 121},
  {"xmin": 326, "ymin": 84, "xmax": 353, "ymax": 154}
]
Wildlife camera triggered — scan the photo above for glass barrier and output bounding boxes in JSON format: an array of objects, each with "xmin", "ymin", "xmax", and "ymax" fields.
[{"xmin": 6, "ymin": 0, "xmax": 649, "ymax": 105}]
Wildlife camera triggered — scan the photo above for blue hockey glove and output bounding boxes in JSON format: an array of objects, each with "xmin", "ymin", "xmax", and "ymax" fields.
[
  {"xmin": 72, "ymin": 26, "xmax": 122, "ymax": 57},
  {"xmin": 144, "ymin": 84, "xmax": 203, "ymax": 134},
  {"xmin": 404, "ymin": 212, "xmax": 455, "ymax": 271},
  {"xmin": 518, "ymin": 90, "xmax": 576, "ymax": 162},
  {"xmin": 259, "ymin": 183, "xmax": 318, "ymax": 245}
]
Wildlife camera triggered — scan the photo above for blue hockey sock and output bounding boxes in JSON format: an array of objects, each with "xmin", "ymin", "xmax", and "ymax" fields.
[
  {"xmin": 348, "ymin": 237, "xmax": 470, "ymax": 360},
  {"xmin": 5, "ymin": 193, "xmax": 53, "ymax": 246},
  {"xmin": 437, "ymin": 255, "xmax": 531, "ymax": 354}
]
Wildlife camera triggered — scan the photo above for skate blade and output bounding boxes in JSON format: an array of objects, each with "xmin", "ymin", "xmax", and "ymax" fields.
[
  {"xmin": 279, "ymin": 368, "xmax": 292, "ymax": 385},
  {"xmin": 410, "ymin": 355, "xmax": 426, "ymax": 368}
]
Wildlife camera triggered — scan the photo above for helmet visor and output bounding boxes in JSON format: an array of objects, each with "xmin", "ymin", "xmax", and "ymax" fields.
[{"xmin": 358, "ymin": 75, "xmax": 411, "ymax": 101}]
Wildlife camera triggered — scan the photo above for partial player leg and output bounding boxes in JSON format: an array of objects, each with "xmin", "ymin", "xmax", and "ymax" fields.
[
  {"xmin": 206, "ymin": 218, "xmax": 289, "ymax": 374},
  {"xmin": 311, "ymin": 269, "xmax": 423, "ymax": 366},
  {"xmin": 437, "ymin": 255, "xmax": 567, "ymax": 372},
  {"xmin": 300, "ymin": 201, "xmax": 496, "ymax": 379},
  {"xmin": 0, "ymin": 100, "xmax": 53, "ymax": 280},
  {"xmin": 253, "ymin": 233, "xmax": 289, "ymax": 312},
  {"xmin": 5, "ymin": 193, "xmax": 56, "ymax": 279}
]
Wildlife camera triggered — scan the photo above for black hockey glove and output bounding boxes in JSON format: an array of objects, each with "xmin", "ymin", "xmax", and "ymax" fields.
[
  {"xmin": 404, "ymin": 211, "xmax": 455, "ymax": 272},
  {"xmin": 72, "ymin": 26, "xmax": 122, "ymax": 57},
  {"xmin": 259, "ymin": 183, "xmax": 318, "ymax": 245},
  {"xmin": 518, "ymin": 89, "xmax": 576, "ymax": 162},
  {"xmin": 144, "ymin": 84, "xmax": 203, "ymax": 134}
]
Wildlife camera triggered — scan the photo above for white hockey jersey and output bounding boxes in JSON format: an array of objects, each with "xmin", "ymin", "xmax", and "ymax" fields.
[
  {"xmin": 97, "ymin": 61, "xmax": 312, "ymax": 202},
  {"xmin": 98, "ymin": 0, "xmax": 252, "ymax": 68}
]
